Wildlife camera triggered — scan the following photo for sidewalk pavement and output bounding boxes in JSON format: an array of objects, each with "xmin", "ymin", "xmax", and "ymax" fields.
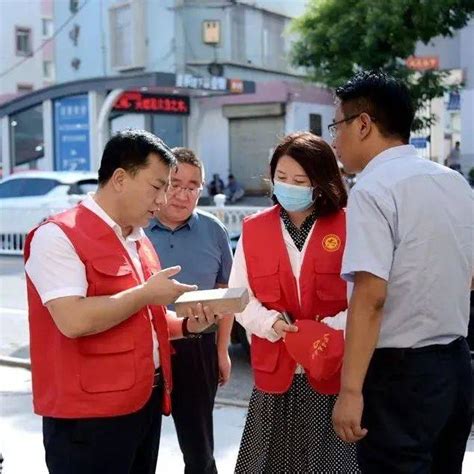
[
  {"xmin": 1, "ymin": 365, "xmax": 473, "ymax": 473},
  {"xmin": 0, "ymin": 366, "xmax": 244, "ymax": 473}
]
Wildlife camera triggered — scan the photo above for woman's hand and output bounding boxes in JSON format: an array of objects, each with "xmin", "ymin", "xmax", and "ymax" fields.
[{"xmin": 272, "ymin": 319, "xmax": 298, "ymax": 339}]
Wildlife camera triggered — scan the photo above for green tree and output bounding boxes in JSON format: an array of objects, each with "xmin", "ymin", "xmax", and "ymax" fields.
[{"xmin": 291, "ymin": 0, "xmax": 474, "ymax": 130}]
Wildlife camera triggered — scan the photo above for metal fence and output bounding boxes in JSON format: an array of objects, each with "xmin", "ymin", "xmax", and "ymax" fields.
[
  {"xmin": 0, "ymin": 206, "xmax": 264, "ymax": 255},
  {"xmin": 201, "ymin": 206, "xmax": 263, "ymax": 235},
  {"xmin": 0, "ymin": 233, "xmax": 27, "ymax": 255}
]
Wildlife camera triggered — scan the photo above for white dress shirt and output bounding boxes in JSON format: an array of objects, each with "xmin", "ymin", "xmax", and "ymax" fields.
[
  {"xmin": 229, "ymin": 218, "xmax": 348, "ymax": 343},
  {"xmin": 25, "ymin": 194, "xmax": 160, "ymax": 367},
  {"xmin": 342, "ymin": 145, "xmax": 474, "ymax": 348}
]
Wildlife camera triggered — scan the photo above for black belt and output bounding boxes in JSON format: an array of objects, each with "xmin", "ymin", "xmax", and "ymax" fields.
[
  {"xmin": 374, "ymin": 336, "xmax": 465, "ymax": 361},
  {"xmin": 152, "ymin": 368, "xmax": 161, "ymax": 388}
]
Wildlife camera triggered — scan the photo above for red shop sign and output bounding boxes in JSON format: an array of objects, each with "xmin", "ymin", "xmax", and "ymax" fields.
[
  {"xmin": 405, "ymin": 56, "xmax": 439, "ymax": 71},
  {"xmin": 113, "ymin": 92, "xmax": 190, "ymax": 115}
]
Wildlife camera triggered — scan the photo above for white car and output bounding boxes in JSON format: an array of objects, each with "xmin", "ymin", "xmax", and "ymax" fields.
[{"xmin": 0, "ymin": 171, "xmax": 97, "ymax": 250}]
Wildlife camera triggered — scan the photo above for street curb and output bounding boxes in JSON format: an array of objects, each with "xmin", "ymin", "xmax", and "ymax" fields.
[{"xmin": 0, "ymin": 356, "xmax": 31, "ymax": 370}]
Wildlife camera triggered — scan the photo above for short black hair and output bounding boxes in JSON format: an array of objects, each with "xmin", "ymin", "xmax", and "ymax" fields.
[
  {"xmin": 98, "ymin": 129, "xmax": 176, "ymax": 185},
  {"xmin": 335, "ymin": 71, "xmax": 414, "ymax": 143}
]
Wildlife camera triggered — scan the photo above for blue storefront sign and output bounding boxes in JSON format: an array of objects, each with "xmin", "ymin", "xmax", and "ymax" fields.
[
  {"xmin": 410, "ymin": 137, "xmax": 428, "ymax": 149},
  {"xmin": 54, "ymin": 95, "xmax": 90, "ymax": 170}
]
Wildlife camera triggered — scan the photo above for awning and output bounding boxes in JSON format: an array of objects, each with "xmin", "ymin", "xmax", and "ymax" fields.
[{"xmin": 0, "ymin": 72, "xmax": 256, "ymax": 117}]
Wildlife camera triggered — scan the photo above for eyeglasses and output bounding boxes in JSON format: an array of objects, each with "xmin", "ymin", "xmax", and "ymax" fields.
[
  {"xmin": 328, "ymin": 113, "xmax": 377, "ymax": 139},
  {"xmin": 168, "ymin": 183, "xmax": 203, "ymax": 197}
]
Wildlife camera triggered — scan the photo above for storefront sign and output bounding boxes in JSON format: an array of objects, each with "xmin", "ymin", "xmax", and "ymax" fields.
[
  {"xmin": 410, "ymin": 137, "xmax": 428, "ymax": 149},
  {"xmin": 405, "ymin": 56, "xmax": 439, "ymax": 71},
  {"xmin": 229, "ymin": 79, "xmax": 244, "ymax": 94},
  {"xmin": 113, "ymin": 92, "xmax": 190, "ymax": 115},
  {"xmin": 176, "ymin": 73, "xmax": 244, "ymax": 94},
  {"xmin": 176, "ymin": 73, "xmax": 227, "ymax": 91},
  {"xmin": 54, "ymin": 94, "xmax": 90, "ymax": 171}
]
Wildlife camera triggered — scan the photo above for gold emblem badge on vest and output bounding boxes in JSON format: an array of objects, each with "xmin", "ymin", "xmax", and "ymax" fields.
[{"xmin": 322, "ymin": 234, "xmax": 341, "ymax": 252}]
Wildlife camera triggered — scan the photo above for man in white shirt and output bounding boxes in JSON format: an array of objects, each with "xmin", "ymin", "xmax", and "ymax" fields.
[
  {"xmin": 330, "ymin": 71, "xmax": 474, "ymax": 473},
  {"xmin": 25, "ymin": 130, "xmax": 219, "ymax": 474}
]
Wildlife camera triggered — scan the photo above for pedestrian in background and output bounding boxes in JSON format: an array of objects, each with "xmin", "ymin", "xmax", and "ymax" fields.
[
  {"xmin": 225, "ymin": 174, "xmax": 245, "ymax": 203},
  {"xmin": 446, "ymin": 140, "xmax": 462, "ymax": 173},
  {"xmin": 24, "ymin": 130, "xmax": 220, "ymax": 474},
  {"xmin": 230, "ymin": 132, "xmax": 360, "ymax": 473},
  {"xmin": 207, "ymin": 173, "xmax": 225, "ymax": 196},
  {"xmin": 331, "ymin": 71, "xmax": 474, "ymax": 474},
  {"xmin": 146, "ymin": 147, "xmax": 233, "ymax": 474}
]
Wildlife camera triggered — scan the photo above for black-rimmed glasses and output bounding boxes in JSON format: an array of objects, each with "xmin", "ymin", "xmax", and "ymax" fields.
[{"xmin": 328, "ymin": 113, "xmax": 377, "ymax": 139}]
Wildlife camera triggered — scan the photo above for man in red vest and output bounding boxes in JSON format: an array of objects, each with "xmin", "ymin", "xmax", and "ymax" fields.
[{"xmin": 24, "ymin": 130, "xmax": 219, "ymax": 474}]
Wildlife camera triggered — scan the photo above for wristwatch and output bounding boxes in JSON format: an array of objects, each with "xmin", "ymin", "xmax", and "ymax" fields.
[{"xmin": 181, "ymin": 317, "xmax": 202, "ymax": 339}]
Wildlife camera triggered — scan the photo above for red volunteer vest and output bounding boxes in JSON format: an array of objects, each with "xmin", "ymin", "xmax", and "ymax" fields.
[
  {"xmin": 243, "ymin": 205, "xmax": 347, "ymax": 394},
  {"xmin": 24, "ymin": 204, "xmax": 173, "ymax": 418}
]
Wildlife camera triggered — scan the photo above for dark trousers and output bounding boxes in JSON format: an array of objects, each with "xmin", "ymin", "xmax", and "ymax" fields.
[
  {"xmin": 171, "ymin": 333, "xmax": 219, "ymax": 474},
  {"xmin": 43, "ymin": 372, "xmax": 163, "ymax": 474},
  {"xmin": 358, "ymin": 337, "xmax": 473, "ymax": 474}
]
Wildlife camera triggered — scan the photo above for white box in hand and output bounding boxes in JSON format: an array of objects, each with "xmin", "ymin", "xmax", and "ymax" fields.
[{"xmin": 174, "ymin": 287, "xmax": 249, "ymax": 317}]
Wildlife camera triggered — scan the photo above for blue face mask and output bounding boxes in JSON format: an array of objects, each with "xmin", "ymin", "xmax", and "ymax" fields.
[{"xmin": 273, "ymin": 181, "xmax": 315, "ymax": 212}]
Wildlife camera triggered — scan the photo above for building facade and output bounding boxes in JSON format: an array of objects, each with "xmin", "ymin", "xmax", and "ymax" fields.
[
  {"xmin": 0, "ymin": 0, "xmax": 54, "ymax": 173},
  {"xmin": 0, "ymin": 0, "xmax": 54, "ymax": 104},
  {"xmin": 5, "ymin": 1, "xmax": 469, "ymax": 184},
  {"xmin": 1, "ymin": 0, "xmax": 334, "ymax": 195},
  {"xmin": 413, "ymin": 19, "xmax": 474, "ymax": 175}
]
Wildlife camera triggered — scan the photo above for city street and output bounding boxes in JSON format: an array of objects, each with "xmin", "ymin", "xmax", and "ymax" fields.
[
  {"xmin": 1, "ymin": 0, "xmax": 473, "ymax": 471},
  {"xmin": 1, "ymin": 255, "xmax": 474, "ymax": 473}
]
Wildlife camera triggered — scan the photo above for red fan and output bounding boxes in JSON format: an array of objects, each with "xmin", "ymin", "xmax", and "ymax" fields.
[{"xmin": 285, "ymin": 320, "xmax": 345, "ymax": 394}]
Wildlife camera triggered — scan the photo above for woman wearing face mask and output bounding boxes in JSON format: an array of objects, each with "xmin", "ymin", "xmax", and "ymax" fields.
[{"xmin": 229, "ymin": 132, "xmax": 359, "ymax": 473}]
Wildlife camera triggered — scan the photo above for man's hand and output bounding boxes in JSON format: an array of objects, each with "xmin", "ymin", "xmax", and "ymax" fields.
[
  {"xmin": 272, "ymin": 319, "xmax": 298, "ymax": 339},
  {"xmin": 217, "ymin": 349, "xmax": 231, "ymax": 386},
  {"xmin": 185, "ymin": 304, "xmax": 222, "ymax": 333},
  {"xmin": 142, "ymin": 266, "xmax": 197, "ymax": 306},
  {"xmin": 332, "ymin": 390, "xmax": 368, "ymax": 443}
]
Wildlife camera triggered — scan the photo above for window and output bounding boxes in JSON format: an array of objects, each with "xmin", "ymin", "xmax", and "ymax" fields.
[
  {"xmin": 43, "ymin": 60, "xmax": 54, "ymax": 80},
  {"xmin": 10, "ymin": 104, "xmax": 44, "ymax": 169},
  {"xmin": 16, "ymin": 27, "xmax": 32, "ymax": 56},
  {"xmin": 309, "ymin": 114, "xmax": 322, "ymax": 136},
  {"xmin": 231, "ymin": 7, "xmax": 246, "ymax": 63},
  {"xmin": 0, "ymin": 178, "xmax": 59, "ymax": 198},
  {"xmin": 262, "ymin": 14, "xmax": 285, "ymax": 70},
  {"xmin": 70, "ymin": 0, "xmax": 80, "ymax": 13},
  {"xmin": 110, "ymin": 4, "xmax": 133, "ymax": 69},
  {"xmin": 109, "ymin": 1, "xmax": 145, "ymax": 70},
  {"xmin": 42, "ymin": 18, "xmax": 53, "ymax": 38},
  {"xmin": 151, "ymin": 114, "xmax": 185, "ymax": 148}
]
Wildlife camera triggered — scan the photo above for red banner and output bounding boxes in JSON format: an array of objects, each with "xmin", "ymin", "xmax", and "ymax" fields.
[{"xmin": 113, "ymin": 92, "xmax": 190, "ymax": 115}]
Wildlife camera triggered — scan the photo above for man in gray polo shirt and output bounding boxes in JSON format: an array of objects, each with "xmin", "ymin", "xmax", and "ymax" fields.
[
  {"xmin": 330, "ymin": 71, "xmax": 473, "ymax": 473},
  {"xmin": 146, "ymin": 148, "xmax": 233, "ymax": 474}
]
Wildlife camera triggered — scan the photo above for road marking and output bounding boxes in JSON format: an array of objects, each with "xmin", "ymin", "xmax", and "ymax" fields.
[{"xmin": 0, "ymin": 307, "xmax": 27, "ymax": 315}]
